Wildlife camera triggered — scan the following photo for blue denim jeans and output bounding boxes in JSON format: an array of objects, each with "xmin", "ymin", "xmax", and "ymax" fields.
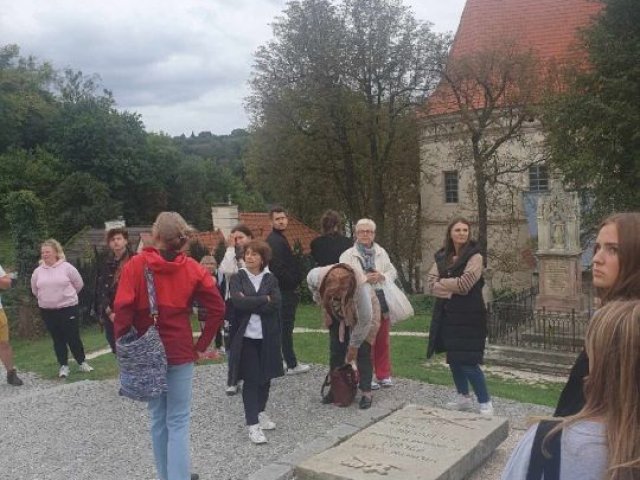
[
  {"xmin": 449, "ymin": 363, "xmax": 490, "ymax": 403},
  {"xmin": 147, "ymin": 362, "xmax": 194, "ymax": 480}
]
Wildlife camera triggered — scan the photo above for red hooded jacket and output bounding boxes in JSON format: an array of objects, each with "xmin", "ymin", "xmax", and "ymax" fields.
[{"xmin": 114, "ymin": 247, "xmax": 225, "ymax": 365}]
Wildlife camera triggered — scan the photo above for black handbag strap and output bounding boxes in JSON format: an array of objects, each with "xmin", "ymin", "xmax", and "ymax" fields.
[
  {"xmin": 143, "ymin": 264, "xmax": 159, "ymax": 325},
  {"xmin": 526, "ymin": 420, "xmax": 563, "ymax": 480},
  {"xmin": 321, "ymin": 373, "xmax": 331, "ymax": 397}
]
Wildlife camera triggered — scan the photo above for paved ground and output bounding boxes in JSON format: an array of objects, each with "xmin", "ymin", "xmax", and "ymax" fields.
[{"xmin": 0, "ymin": 364, "xmax": 552, "ymax": 480}]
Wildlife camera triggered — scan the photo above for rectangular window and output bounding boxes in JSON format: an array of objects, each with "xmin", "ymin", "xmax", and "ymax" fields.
[
  {"xmin": 444, "ymin": 171, "xmax": 458, "ymax": 203},
  {"xmin": 529, "ymin": 165, "xmax": 549, "ymax": 192}
]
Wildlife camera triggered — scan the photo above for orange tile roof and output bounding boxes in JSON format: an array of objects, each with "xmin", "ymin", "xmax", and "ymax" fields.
[
  {"xmin": 134, "ymin": 214, "xmax": 319, "ymax": 255},
  {"xmin": 427, "ymin": 0, "xmax": 603, "ymax": 116},
  {"xmin": 191, "ymin": 230, "xmax": 226, "ymax": 253},
  {"xmin": 239, "ymin": 213, "xmax": 319, "ymax": 254}
]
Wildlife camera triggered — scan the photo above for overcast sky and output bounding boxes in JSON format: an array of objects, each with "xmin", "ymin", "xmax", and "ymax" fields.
[{"xmin": 0, "ymin": 0, "xmax": 466, "ymax": 137}]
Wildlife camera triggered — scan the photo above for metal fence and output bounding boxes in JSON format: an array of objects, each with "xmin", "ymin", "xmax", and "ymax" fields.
[{"xmin": 487, "ymin": 286, "xmax": 590, "ymax": 352}]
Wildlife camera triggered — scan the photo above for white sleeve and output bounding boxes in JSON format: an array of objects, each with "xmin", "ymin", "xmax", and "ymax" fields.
[{"xmin": 219, "ymin": 247, "xmax": 238, "ymax": 276}]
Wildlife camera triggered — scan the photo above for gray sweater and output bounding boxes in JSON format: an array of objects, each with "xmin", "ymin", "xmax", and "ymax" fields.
[{"xmin": 501, "ymin": 420, "xmax": 607, "ymax": 480}]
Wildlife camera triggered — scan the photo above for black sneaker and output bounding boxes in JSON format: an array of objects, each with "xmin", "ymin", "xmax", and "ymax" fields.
[
  {"xmin": 6, "ymin": 369, "xmax": 23, "ymax": 387},
  {"xmin": 321, "ymin": 391, "xmax": 334, "ymax": 405},
  {"xmin": 191, "ymin": 474, "xmax": 199, "ymax": 480},
  {"xmin": 359, "ymin": 396, "xmax": 372, "ymax": 410}
]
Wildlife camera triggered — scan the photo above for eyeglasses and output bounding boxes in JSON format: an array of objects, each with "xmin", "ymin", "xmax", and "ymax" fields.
[{"xmin": 357, "ymin": 230, "xmax": 375, "ymax": 235}]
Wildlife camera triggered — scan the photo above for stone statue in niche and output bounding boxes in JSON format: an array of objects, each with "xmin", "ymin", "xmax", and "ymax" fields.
[
  {"xmin": 535, "ymin": 183, "xmax": 583, "ymax": 312},
  {"xmin": 552, "ymin": 221, "xmax": 565, "ymax": 250}
]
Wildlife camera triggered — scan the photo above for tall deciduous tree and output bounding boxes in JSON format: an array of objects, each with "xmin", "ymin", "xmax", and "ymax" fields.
[
  {"xmin": 0, "ymin": 44, "xmax": 57, "ymax": 153},
  {"xmin": 4, "ymin": 190, "xmax": 48, "ymax": 279},
  {"xmin": 544, "ymin": 0, "xmax": 640, "ymax": 220},
  {"xmin": 246, "ymin": 0, "xmax": 446, "ymax": 287},
  {"xmin": 426, "ymin": 45, "xmax": 543, "ymax": 263}
]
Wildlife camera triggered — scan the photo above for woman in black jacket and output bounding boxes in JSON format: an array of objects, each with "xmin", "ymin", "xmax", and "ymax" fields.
[
  {"xmin": 310, "ymin": 210, "xmax": 353, "ymax": 266},
  {"xmin": 554, "ymin": 212, "xmax": 640, "ymax": 417},
  {"xmin": 426, "ymin": 218, "xmax": 492, "ymax": 415},
  {"xmin": 227, "ymin": 240, "xmax": 284, "ymax": 444}
]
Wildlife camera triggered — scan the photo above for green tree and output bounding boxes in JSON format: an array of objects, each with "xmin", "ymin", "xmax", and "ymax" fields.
[
  {"xmin": 46, "ymin": 172, "xmax": 120, "ymax": 242},
  {"xmin": 3, "ymin": 190, "xmax": 48, "ymax": 279},
  {"xmin": 544, "ymin": 0, "xmax": 640, "ymax": 221},
  {"xmin": 0, "ymin": 147, "xmax": 63, "ymax": 220},
  {"xmin": 0, "ymin": 44, "xmax": 57, "ymax": 153},
  {"xmin": 246, "ymin": 0, "xmax": 446, "ymax": 287}
]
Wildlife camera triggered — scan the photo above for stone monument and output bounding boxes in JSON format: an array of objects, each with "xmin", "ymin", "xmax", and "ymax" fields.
[
  {"xmin": 535, "ymin": 184, "xmax": 582, "ymax": 312},
  {"xmin": 295, "ymin": 404, "xmax": 508, "ymax": 480}
]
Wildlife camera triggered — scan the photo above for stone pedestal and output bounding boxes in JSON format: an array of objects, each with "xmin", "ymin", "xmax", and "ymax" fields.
[
  {"xmin": 295, "ymin": 404, "xmax": 508, "ymax": 480},
  {"xmin": 535, "ymin": 253, "xmax": 582, "ymax": 312}
]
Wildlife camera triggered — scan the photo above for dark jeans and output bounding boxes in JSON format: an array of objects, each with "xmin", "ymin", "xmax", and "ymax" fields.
[
  {"xmin": 328, "ymin": 320, "xmax": 373, "ymax": 392},
  {"xmin": 40, "ymin": 305, "xmax": 86, "ymax": 366},
  {"xmin": 280, "ymin": 290, "xmax": 299, "ymax": 369},
  {"xmin": 240, "ymin": 337, "xmax": 271, "ymax": 425},
  {"xmin": 449, "ymin": 363, "xmax": 490, "ymax": 403},
  {"xmin": 102, "ymin": 314, "xmax": 116, "ymax": 353}
]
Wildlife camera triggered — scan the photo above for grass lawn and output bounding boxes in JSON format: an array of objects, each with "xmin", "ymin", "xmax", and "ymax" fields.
[{"xmin": 11, "ymin": 303, "xmax": 563, "ymax": 407}]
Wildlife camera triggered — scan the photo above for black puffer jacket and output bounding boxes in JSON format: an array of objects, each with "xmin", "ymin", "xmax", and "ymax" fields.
[{"xmin": 427, "ymin": 242, "xmax": 487, "ymax": 365}]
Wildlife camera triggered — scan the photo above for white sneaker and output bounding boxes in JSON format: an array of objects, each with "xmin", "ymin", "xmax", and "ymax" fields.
[
  {"xmin": 59, "ymin": 365, "xmax": 70, "ymax": 378},
  {"xmin": 379, "ymin": 377, "xmax": 394, "ymax": 388},
  {"xmin": 225, "ymin": 385, "xmax": 238, "ymax": 396},
  {"xmin": 78, "ymin": 362, "xmax": 94, "ymax": 373},
  {"xmin": 248, "ymin": 424, "xmax": 267, "ymax": 444},
  {"xmin": 286, "ymin": 363, "xmax": 310, "ymax": 375},
  {"xmin": 479, "ymin": 401, "xmax": 494, "ymax": 416},
  {"xmin": 445, "ymin": 394, "xmax": 473, "ymax": 411},
  {"xmin": 258, "ymin": 411, "xmax": 276, "ymax": 430},
  {"xmin": 370, "ymin": 380, "xmax": 380, "ymax": 390}
]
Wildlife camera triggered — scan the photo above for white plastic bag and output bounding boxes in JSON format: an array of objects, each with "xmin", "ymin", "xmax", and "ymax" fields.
[{"xmin": 382, "ymin": 281, "xmax": 414, "ymax": 324}]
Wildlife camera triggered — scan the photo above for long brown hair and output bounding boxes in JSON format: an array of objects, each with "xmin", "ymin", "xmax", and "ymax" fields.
[
  {"xmin": 598, "ymin": 212, "xmax": 640, "ymax": 305},
  {"xmin": 556, "ymin": 300, "xmax": 640, "ymax": 479},
  {"xmin": 319, "ymin": 265, "xmax": 358, "ymax": 322},
  {"xmin": 443, "ymin": 217, "xmax": 472, "ymax": 265}
]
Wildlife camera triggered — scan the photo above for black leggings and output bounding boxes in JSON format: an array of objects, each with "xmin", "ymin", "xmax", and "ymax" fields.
[
  {"xmin": 40, "ymin": 305, "xmax": 86, "ymax": 366},
  {"xmin": 240, "ymin": 337, "xmax": 271, "ymax": 425}
]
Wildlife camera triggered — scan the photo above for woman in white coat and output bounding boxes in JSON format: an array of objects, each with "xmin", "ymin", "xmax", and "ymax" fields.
[{"xmin": 339, "ymin": 218, "xmax": 397, "ymax": 389}]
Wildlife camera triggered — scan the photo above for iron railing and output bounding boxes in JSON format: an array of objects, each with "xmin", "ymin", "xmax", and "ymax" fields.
[{"xmin": 487, "ymin": 286, "xmax": 590, "ymax": 352}]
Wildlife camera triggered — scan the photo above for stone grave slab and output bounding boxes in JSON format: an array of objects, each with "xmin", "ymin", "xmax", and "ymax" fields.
[{"xmin": 295, "ymin": 404, "xmax": 508, "ymax": 480}]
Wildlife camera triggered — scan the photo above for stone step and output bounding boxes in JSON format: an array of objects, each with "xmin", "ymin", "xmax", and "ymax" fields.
[
  {"xmin": 520, "ymin": 332, "xmax": 584, "ymax": 347},
  {"xmin": 485, "ymin": 345, "xmax": 578, "ymax": 376}
]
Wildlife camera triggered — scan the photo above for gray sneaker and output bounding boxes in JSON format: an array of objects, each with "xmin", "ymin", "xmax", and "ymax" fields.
[
  {"xmin": 445, "ymin": 394, "xmax": 473, "ymax": 411},
  {"xmin": 286, "ymin": 363, "xmax": 310, "ymax": 375}
]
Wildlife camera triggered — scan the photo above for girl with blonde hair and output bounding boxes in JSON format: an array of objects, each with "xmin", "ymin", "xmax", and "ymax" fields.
[
  {"xmin": 502, "ymin": 300, "xmax": 640, "ymax": 479},
  {"xmin": 31, "ymin": 238, "xmax": 93, "ymax": 378}
]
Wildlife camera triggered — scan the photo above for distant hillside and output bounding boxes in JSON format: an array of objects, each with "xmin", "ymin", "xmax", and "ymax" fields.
[{"xmin": 173, "ymin": 128, "xmax": 250, "ymax": 170}]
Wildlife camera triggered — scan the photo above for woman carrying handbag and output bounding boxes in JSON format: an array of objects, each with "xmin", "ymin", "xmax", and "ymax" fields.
[{"xmin": 115, "ymin": 212, "xmax": 225, "ymax": 480}]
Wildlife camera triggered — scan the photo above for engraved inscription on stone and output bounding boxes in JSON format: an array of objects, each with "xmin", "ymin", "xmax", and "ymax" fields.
[
  {"xmin": 544, "ymin": 260, "xmax": 569, "ymax": 295},
  {"xmin": 295, "ymin": 404, "xmax": 508, "ymax": 480}
]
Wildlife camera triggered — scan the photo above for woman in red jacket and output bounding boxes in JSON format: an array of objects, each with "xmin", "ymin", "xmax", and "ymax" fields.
[{"xmin": 115, "ymin": 212, "xmax": 224, "ymax": 480}]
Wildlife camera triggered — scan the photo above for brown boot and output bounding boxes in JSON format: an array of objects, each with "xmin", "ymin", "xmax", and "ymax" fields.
[{"xmin": 6, "ymin": 368, "xmax": 23, "ymax": 386}]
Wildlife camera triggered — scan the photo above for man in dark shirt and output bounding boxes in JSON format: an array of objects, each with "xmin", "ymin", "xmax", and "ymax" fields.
[
  {"xmin": 266, "ymin": 207, "xmax": 310, "ymax": 374},
  {"xmin": 310, "ymin": 210, "xmax": 353, "ymax": 266},
  {"xmin": 95, "ymin": 228, "xmax": 134, "ymax": 353}
]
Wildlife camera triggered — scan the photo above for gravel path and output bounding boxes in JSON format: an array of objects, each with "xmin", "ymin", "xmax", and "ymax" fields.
[{"xmin": 0, "ymin": 364, "xmax": 552, "ymax": 480}]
